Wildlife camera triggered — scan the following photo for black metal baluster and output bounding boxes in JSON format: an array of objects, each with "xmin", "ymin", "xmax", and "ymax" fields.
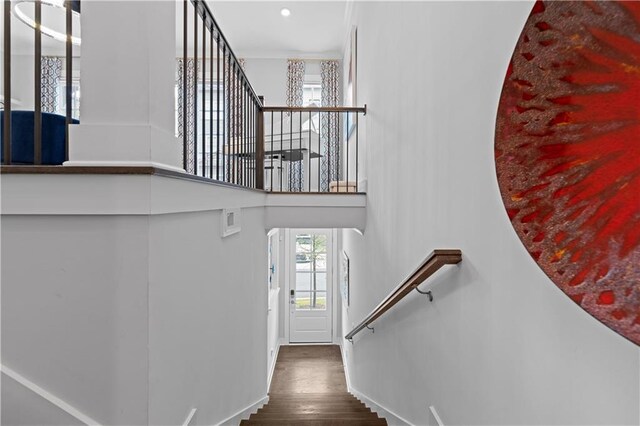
[
  {"xmin": 34, "ymin": 0, "xmax": 42, "ymax": 165},
  {"xmin": 246, "ymin": 85, "xmax": 249, "ymax": 187},
  {"xmin": 308, "ymin": 110, "xmax": 312, "ymax": 192},
  {"xmin": 289, "ymin": 109, "xmax": 293, "ymax": 191},
  {"xmin": 223, "ymin": 47, "xmax": 228, "ymax": 182},
  {"xmin": 182, "ymin": 0, "xmax": 188, "ymax": 170},
  {"xmin": 248, "ymin": 95, "xmax": 252, "ymax": 187},
  {"xmin": 254, "ymin": 99, "xmax": 257, "ymax": 188},
  {"xmin": 253, "ymin": 98, "xmax": 257, "ymax": 188},
  {"xmin": 193, "ymin": 0, "xmax": 198, "ymax": 175},
  {"xmin": 209, "ymin": 23, "xmax": 214, "ymax": 179},
  {"xmin": 270, "ymin": 111, "xmax": 274, "ymax": 191},
  {"xmin": 355, "ymin": 112, "xmax": 359, "ymax": 192},
  {"xmin": 236, "ymin": 66, "xmax": 240, "ymax": 184},
  {"xmin": 226, "ymin": 51, "xmax": 231, "ymax": 183},
  {"xmin": 216, "ymin": 33, "xmax": 221, "ymax": 180},
  {"xmin": 3, "ymin": 0, "xmax": 11, "ymax": 165},
  {"xmin": 242, "ymin": 80, "xmax": 246, "ymax": 186},
  {"xmin": 231, "ymin": 62, "xmax": 236, "ymax": 184},
  {"xmin": 318, "ymin": 111, "xmax": 321, "ymax": 192},
  {"xmin": 65, "ymin": 0, "xmax": 72, "ymax": 161},
  {"xmin": 299, "ymin": 111, "xmax": 302, "ymax": 192},
  {"xmin": 346, "ymin": 112, "xmax": 350, "ymax": 192},
  {"xmin": 327, "ymin": 112, "xmax": 331, "ymax": 193},
  {"xmin": 201, "ymin": 14, "xmax": 206, "ymax": 177},
  {"xmin": 280, "ymin": 111, "xmax": 283, "ymax": 191}
]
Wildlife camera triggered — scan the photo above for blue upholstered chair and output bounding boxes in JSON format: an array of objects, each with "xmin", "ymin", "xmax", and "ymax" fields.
[{"xmin": 0, "ymin": 111, "xmax": 79, "ymax": 165}]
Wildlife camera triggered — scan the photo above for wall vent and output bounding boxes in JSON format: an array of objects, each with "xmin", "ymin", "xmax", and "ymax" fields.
[{"xmin": 221, "ymin": 208, "xmax": 241, "ymax": 237}]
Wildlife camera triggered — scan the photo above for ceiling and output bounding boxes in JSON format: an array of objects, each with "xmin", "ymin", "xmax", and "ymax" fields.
[
  {"xmin": 208, "ymin": 1, "xmax": 350, "ymax": 59},
  {"xmin": 2, "ymin": 1, "xmax": 348, "ymax": 59},
  {"xmin": 0, "ymin": 1, "xmax": 81, "ymax": 56}
]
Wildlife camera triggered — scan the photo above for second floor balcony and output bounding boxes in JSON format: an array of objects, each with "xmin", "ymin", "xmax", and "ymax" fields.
[{"xmin": 1, "ymin": 0, "xmax": 367, "ymax": 195}]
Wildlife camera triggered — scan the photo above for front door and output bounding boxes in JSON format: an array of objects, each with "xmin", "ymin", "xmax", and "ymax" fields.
[{"xmin": 289, "ymin": 230, "xmax": 332, "ymax": 343}]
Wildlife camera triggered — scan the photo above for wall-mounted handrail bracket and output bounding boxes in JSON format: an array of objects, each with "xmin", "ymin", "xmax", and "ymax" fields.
[
  {"xmin": 344, "ymin": 249, "xmax": 462, "ymax": 342},
  {"xmin": 415, "ymin": 287, "xmax": 433, "ymax": 302},
  {"xmin": 365, "ymin": 325, "xmax": 375, "ymax": 333}
]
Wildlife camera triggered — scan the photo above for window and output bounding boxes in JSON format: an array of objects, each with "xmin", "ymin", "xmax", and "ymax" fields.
[
  {"xmin": 303, "ymin": 82, "xmax": 322, "ymax": 107},
  {"xmin": 55, "ymin": 78, "xmax": 81, "ymax": 120}
]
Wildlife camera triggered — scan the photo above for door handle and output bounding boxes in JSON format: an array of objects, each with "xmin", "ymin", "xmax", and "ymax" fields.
[{"xmin": 290, "ymin": 289, "xmax": 295, "ymax": 305}]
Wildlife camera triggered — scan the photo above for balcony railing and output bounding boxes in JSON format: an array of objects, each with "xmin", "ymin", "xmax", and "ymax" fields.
[
  {"xmin": 2, "ymin": 0, "xmax": 367, "ymax": 194},
  {"xmin": 179, "ymin": 0, "xmax": 264, "ymax": 189},
  {"xmin": 2, "ymin": 0, "xmax": 79, "ymax": 166},
  {"xmin": 261, "ymin": 106, "xmax": 366, "ymax": 193}
]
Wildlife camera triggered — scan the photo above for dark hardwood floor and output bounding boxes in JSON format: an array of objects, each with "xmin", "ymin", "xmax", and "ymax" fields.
[{"xmin": 240, "ymin": 345, "xmax": 387, "ymax": 425}]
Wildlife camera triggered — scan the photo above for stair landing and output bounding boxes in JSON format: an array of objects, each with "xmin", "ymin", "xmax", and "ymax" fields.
[{"xmin": 241, "ymin": 345, "xmax": 387, "ymax": 425}]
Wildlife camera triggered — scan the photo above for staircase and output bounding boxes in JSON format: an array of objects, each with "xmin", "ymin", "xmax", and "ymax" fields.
[
  {"xmin": 240, "ymin": 392, "xmax": 387, "ymax": 425},
  {"xmin": 240, "ymin": 345, "xmax": 387, "ymax": 425}
]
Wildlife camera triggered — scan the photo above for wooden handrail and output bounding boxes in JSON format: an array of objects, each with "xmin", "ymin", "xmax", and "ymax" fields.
[
  {"xmin": 345, "ymin": 249, "xmax": 462, "ymax": 341},
  {"xmin": 262, "ymin": 106, "xmax": 367, "ymax": 114}
]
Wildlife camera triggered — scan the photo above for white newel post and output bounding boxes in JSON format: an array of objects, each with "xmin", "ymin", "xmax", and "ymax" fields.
[{"xmin": 65, "ymin": 0, "xmax": 183, "ymax": 171}]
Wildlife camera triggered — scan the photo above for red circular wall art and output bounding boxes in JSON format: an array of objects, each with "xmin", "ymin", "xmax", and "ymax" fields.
[{"xmin": 496, "ymin": 1, "xmax": 640, "ymax": 345}]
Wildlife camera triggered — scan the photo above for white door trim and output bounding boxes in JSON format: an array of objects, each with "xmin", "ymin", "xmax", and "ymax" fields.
[
  {"xmin": 284, "ymin": 229, "xmax": 291, "ymax": 343},
  {"xmin": 286, "ymin": 229, "xmax": 333, "ymax": 343}
]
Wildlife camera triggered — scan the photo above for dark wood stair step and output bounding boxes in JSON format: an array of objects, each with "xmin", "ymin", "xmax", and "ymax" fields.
[
  {"xmin": 258, "ymin": 406, "xmax": 371, "ymax": 414},
  {"xmin": 249, "ymin": 413, "xmax": 380, "ymax": 420},
  {"xmin": 263, "ymin": 401, "xmax": 366, "ymax": 407},
  {"xmin": 240, "ymin": 418, "xmax": 388, "ymax": 426},
  {"xmin": 267, "ymin": 393, "xmax": 356, "ymax": 399},
  {"xmin": 266, "ymin": 397, "xmax": 362, "ymax": 403}
]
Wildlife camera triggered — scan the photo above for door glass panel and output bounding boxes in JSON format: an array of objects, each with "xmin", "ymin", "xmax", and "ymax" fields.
[
  {"xmin": 314, "ymin": 253, "xmax": 327, "ymax": 272},
  {"xmin": 296, "ymin": 291, "xmax": 311, "ymax": 310},
  {"xmin": 311, "ymin": 291, "xmax": 327, "ymax": 310},
  {"xmin": 315, "ymin": 272, "xmax": 327, "ymax": 291},
  {"xmin": 296, "ymin": 271, "xmax": 311, "ymax": 291},
  {"xmin": 294, "ymin": 233, "xmax": 328, "ymax": 311}
]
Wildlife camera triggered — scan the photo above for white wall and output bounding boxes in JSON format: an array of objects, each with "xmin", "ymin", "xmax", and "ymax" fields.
[
  {"xmin": 1, "ymin": 215, "xmax": 150, "ymax": 425},
  {"xmin": 1, "ymin": 173, "xmax": 362, "ymax": 424},
  {"xmin": 243, "ymin": 58, "xmax": 324, "ymax": 106},
  {"xmin": 340, "ymin": 2, "xmax": 640, "ymax": 425},
  {"xmin": 1, "ymin": 373, "xmax": 84, "ymax": 426},
  {"xmin": 1, "ymin": 187, "xmax": 271, "ymax": 425},
  {"xmin": 243, "ymin": 58, "xmax": 287, "ymax": 106},
  {"xmin": 148, "ymin": 208, "xmax": 268, "ymax": 425}
]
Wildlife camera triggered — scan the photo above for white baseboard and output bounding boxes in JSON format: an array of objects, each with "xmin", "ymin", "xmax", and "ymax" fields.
[
  {"xmin": 350, "ymin": 386, "xmax": 412, "ymax": 426},
  {"xmin": 429, "ymin": 405, "xmax": 445, "ymax": 426},
  {"xmin": 338, "ymin": 339, "xmax": 352, "ymax": 392},
  {"xmin": 337, "ymin": 345, "xmax": 410, "ymax": 426},
  {"xmin": 215, "ymin": 395, "xmax": 268, "ymax": 426},
  {"xmin": 1, "ymin": 364, "xmax": 102, "ymax": 425},
  {"xmin": 182, "ymin": 408, "xmax": 197, "ymax": 426},
  {"xmin": 267, "ymin": 339, "xmax": 282, "ymax": 392}
]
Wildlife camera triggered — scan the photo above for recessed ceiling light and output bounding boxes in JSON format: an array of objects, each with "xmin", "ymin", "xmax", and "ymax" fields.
[{"xmin": 280, "ymin": 8, "xmax": 291, "ymax": 17}]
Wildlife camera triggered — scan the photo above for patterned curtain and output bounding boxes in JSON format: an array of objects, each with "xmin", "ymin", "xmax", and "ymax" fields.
[
  {"xmin": 286, "ymin": 59, "xmax": 305, "ymax": 191},
  {"xmin": 41, "ymin": 56, "xmax": 63, "ymax": 113},
  {"xmin": 320, "ymin": 60, "xmax": 340, "ymax": 191},
  {"xmin": 176, "ymin": 58, "xmax": 196, "ymax": 173}
]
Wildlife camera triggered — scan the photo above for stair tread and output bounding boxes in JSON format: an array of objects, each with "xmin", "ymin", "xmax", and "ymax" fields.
[
  {"xmin": 250, "ymin": 412, "xmax": 379, "ymax": 419},
  {"xmin": 268, "ymin": 394, "xmax": 356, "ymax": 398},
  {"xmin": 269, "ymin": 398, "xmax": 362, "ymax": 405},
  {"xmin": 241, "ymin": 419, "xmax": 387, "ymax": 426},
  {"xmin": 258, "ymin": 406, "xmax": 371, "ymax": 413}
]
